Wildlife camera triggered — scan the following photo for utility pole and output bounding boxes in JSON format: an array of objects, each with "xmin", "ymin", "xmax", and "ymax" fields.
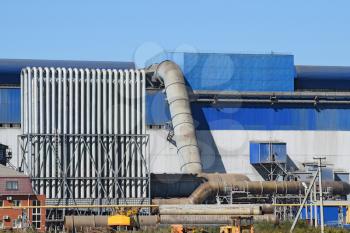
[
  {"xmin": 290, "ymin": 169, "xmax": 319, "ymax": 233},
  {"xmin": 314, "ymin": 156, "xmax": 326, "ymax": 233}
]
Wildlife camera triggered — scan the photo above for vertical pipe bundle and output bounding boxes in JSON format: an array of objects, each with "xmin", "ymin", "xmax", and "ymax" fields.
[{"xmin": 20, "ymin": 67, "xmax": 147, "ymax": 201}]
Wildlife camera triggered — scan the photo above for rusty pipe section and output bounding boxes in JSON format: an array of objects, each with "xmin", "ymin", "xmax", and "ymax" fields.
[
  {"xmin": 138, "ymin": 214, "xmax": 279, "ymax": 226},
  {"xmin": 154, "ymin": 61, "xmax": 202, "ymax": 173},
  {"xmin": 64, "ymin": 215, "xmax": 107, "ymax": 231},
  {"xmin": 152, "ymin": 173, "xmax": 350, "ymax": 205},
  {"xmin": 159, "ymin": 204, "xmax": 263, "ymax": 215}
]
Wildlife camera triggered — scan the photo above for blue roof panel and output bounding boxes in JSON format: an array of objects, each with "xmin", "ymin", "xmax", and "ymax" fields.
[
  {"xmin": 146, "ymin": 52, "xmax": 295, "ymax": 92},
  {"xmin": 0, "ymin": 59, "xmax": 135, "ymax": 86}
]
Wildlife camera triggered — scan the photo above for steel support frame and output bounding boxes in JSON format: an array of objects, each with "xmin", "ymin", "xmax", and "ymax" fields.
[{"xmin": 17, "ymin": 133, "xmax": 150, "ymax": 224}]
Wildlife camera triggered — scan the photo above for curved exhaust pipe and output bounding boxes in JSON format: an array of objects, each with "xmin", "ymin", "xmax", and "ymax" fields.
[
  {"xmin": 153, "ymin": 173, "xmax": 350, "ymax": 205},
  {"xmin": 154, "ymin": 61, "xmax": 202, "ymax": 173}
]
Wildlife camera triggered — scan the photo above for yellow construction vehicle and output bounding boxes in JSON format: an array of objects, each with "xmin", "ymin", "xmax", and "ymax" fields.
[{"xmin": 219, "ymin": 216, "xmax": 254, "ymax": 233}]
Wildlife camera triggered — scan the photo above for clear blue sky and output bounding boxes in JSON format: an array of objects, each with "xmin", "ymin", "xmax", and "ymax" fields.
[{"xmin": 1, "ymin": 0, "xmax": 349, "ymax": 66}]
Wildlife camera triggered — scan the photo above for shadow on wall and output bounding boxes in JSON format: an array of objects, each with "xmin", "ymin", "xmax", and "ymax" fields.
[{"xmin": 185, "ymin": 80, "xmax": 226, "ymax": 173}]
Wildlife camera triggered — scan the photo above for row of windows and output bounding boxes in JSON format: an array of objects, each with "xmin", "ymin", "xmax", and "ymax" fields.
[
  {"xmin": 0, "ymin": 201, "xmax": 41, "ymax": 229},
  {"xmin": 6, "ymin": 181, "xmax": 18, "ymax": 190},
  {"xmin": 0, "ymin": 200, "xmax": 39, "ymax": 207}
]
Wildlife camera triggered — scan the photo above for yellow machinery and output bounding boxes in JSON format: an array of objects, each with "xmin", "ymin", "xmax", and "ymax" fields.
[
  {"xmin": 219, "ymin": 216, "xmax": 254, "ymax": 233},
  {"xmin": 170, "ymin": 224, "xmax": 207, "ymax": 233},
  {"xmin": 107, "ymin": 215, "xmax": 131, "ymax": 226}
]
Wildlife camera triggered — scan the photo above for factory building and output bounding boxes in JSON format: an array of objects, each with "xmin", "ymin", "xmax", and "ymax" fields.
[{"xmin": 1, "ymin": 53, "xmax": 350, "ymax": 227}]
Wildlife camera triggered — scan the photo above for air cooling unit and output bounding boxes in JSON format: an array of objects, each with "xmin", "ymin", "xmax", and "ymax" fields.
[
  {"xmin": 3, "ymin": 215, "xmax": 10, "ymax": 220},
  {"xmin": 6, "ymin": 196, "xmax": 12, "ymax": 201}
]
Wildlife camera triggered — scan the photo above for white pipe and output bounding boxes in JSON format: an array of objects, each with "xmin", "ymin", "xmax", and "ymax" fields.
[
  {"xmin": 86, "ymin": 69, "xmax": 91, "ymax": 198},
  {"xmin": 119, "ymin": 70, "xmax": 125, "ymax": 198},
  {"xmin": 79, "ymin": 69, "xmax": 85, "ymax": 198},
  {"xmin": 68, "ymin": 68, "xmax": 74, "ymax": 199},
  {"xmin": 136, "ymin": 70, "xmax": 141, "ymax": 197},
  {"xmin": 96, "ymin": 69, "xmax": 102, "ymax": 201},
  {"xmin": 113, "ymin": 69, "xmax": 119, "ymax": 198},
  {"xmin": 32, "ymin": 68, "xmax": 38, "ymax": 193},
  {"xmin": 141, "ymin": 69, "xmax": 146, "ymax": 197},
  {"xmin": 57, "ymin": 68, "xmax": 62, "ymax": 198},
  {"xmin": 39, "ymin": 68, "xmax": 44, "ymax": 194},
  {"xmin": 125, "ymin": 70, "xmax": 130, "ymax": 198},
  {"xmin": 107, "ymin": 69, "xmax": 113, "ymax": 198},
  {"xmin": 130, "ymin": 70, "xmax": 136, "ymax": 197},
  {"xmin": 50, "ymin": 67, "xmax": 57, "ymax": 197},
  {"xmin": 154, "ymin": 61, "xmax": 202, "ymax": 173},
  {"xmin": 45, "ymin": 67, "xmax": 51, "ymax": 197},
  {"xmin": 73, "ymin": 68, "xmax": 80, "ymax": 198},
  {"xmin": 91, "ymin": 70, "xmax": 97, "ymax": 199}
]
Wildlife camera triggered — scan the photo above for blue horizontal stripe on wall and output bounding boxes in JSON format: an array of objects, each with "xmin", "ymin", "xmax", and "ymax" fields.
[
  {"xmin": 146, "ymin": 92, "xmax": 350, "ymax": 131},
  {"xmin": 191, "ymin": 104, "xmax": 350, "ymax": 131},
  {"xmin": 0, "ymin": 88, "xmax": 20, "ymax": 123}
]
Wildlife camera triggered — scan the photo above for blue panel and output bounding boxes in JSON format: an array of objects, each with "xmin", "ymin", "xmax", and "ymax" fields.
[
  {"xmin": 0, "ymin": 88, "xmax": 20, "ymax": 123},
  {"xmin": 146, "ymin": 52, "xmax": 295, "ymax": 92},
  {"xmin": 321, "ymin": 168, "xmax": 334, "ymax": 181},
  {"xmin": 146, "ymin": 91, "xmax": 170, "ymax": 125},
  {"xmin": 0, "ymin": 59, "xmax": 135, "ymax": 86},
  {"xmin": 249, "ymin": 143, "xmax": 260, "ymax": 164},
  {"xmin": 272, "ymin": 143, "xmax": 287, "ymax": 163},
  {"xmin": 259, "ymin": 143, "xmax": 270, "ymax": 162},
  {"xmin": 334, "ymin": 173, "xmax": 349, "ymax": 183},
  {"xmin": 250, "ymin": 142, "xmax": 287, "ymax": 164},
  {"xmin": 301, "ymin": 206, "xmax": 346, "ymax": 225}
]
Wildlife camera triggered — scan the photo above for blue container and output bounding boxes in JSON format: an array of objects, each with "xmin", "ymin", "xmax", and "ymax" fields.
[
  {"xmin": 250, "ymin": 142, "xmax": 287, "ymax": 164},
  {"xmin": 146, "ymin": 52, "xmax": 295, "ymax": 92},
  {"xmin": 0, "ymin": 88, "xmax": 20, "ymax": 124}
]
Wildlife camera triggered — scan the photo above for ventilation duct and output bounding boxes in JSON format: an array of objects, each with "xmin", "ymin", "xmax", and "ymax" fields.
[{"xmin": 153, "ymin": 61, "xmax": 202, "ymax": 173}]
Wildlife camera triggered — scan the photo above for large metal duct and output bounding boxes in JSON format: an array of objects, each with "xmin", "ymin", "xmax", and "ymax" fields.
[
  {"xmin": 154, "ymin": 61, "xmax": 202, "ymax": 173},
  {"xmin": 20, "ymin": 67, "xmax": 148, "ymax": 201},
  {"xmin": 152, "ymin": 173, "xmax": 350, "ymax": 205}
]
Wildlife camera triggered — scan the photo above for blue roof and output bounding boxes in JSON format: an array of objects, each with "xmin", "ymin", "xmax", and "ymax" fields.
[{"xmin": 0, "ymin": 59, "xmax": 135, "ymax": 86}]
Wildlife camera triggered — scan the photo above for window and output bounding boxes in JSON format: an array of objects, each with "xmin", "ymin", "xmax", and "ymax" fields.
[
  {"xmin": 0, "ymin": 200, "xmax": 3, "ymax": 207},
  {"xmin": 12, "ymin": 218, "xmax": 21, "ymax": 228},
  {"xmin": 0, "ymin": 220, "xmax": 3, "ymax": 229},
  {"xmin": 12, "ymin": 200, "xmax": 20, "ymax": 207},
  {"xmin": 6, "ymin": 181, "xmax": 18, "ymax": 190},
  {"xmin": 32, "ymin": 200, "xmax": 41, "ymax": 229}
]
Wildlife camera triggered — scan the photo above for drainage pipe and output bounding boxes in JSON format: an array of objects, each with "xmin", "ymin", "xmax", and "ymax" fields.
[{"xmin": 154, "ymin": 61, "xmax": 202, "ymax": 173}]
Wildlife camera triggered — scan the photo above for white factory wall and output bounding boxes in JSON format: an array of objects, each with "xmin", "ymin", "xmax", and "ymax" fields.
[
  {"xmin": 148, "ymin": 129, "xmax": 350, "ymax": 180},
  {"xmin": 0, "ymin": 128, "xmax": 21, "ymax": 167}
]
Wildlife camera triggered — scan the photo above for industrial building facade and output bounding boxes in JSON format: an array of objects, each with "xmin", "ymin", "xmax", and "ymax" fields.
[{"xmin": 0, "ymin": 53, "xmax": 350, "ymax": 226}]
